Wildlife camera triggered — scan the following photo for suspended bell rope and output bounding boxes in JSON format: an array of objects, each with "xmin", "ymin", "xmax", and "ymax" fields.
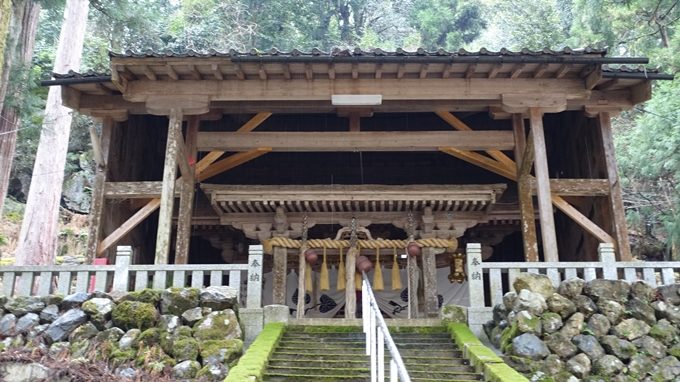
[
  {"xmin": 391, "ymin": 247, "xmax": 402, "ymax": 290},
  {"xmin": 320, "ymin": 247, "xmax": 330, "ymax": 291},
  {"xmin": 337, "ymin": 247, "xmax": 346, "ymax": 291},
  {"xmin": 373, "ymin": 247, "xmax": 384, "ymax": 291}
]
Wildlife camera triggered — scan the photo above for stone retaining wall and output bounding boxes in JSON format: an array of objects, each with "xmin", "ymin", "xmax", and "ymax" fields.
[{"xmin": 0, "ymin": 286, "xmax": 246, "ymax": 381}]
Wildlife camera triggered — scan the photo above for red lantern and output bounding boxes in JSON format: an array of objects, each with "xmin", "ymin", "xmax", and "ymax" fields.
[
  {"xmin": 356, "ymin": 255, "xmax": 373, "ymax": 272},
  {"xmin": 304, "ymin": 248, "xmax": 318, "ymax": 265},
  {"xmin": 406, "ymin": 242, "xmax": 422, "ymax": 256}
]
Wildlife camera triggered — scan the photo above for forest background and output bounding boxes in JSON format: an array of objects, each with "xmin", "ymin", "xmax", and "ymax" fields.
[{"xmin": 0, "ymin": 0, "xmax": 678, "ymax": 259}]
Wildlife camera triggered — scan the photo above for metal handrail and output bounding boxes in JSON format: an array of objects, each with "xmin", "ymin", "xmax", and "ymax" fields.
[{"xmin": 362, "ymin": 272, "xmax": 411, "ymax": 382}]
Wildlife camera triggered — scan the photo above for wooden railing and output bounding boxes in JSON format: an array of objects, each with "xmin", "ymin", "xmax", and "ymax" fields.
[
  {"xmin": 465, "ymin": 242, "xmax": 680, "ymax": 338},
  {"xmin": 0, "ymin": 245, "xmax": 264, "ymax": 309}
]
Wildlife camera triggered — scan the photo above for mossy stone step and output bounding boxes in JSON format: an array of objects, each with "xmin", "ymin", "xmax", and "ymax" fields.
[
  {"xmin": 268, "ymin": 359, "xmax": 370, "ymax": 368},
  {"xmin": 389, "ymin": 363, "xmax": 476, "ymax": 373},
  {"xmin": 393, "ymin": 348, "xmax": 462, "ymax": 357},
  {"xmin": 266, "ymin": 366, "xmax": 370, "ymax": 376},
  {"xmin": 395, "ymin": 357, "xmax": 470, "ymax": 366},
  {"xmin": 285, "ymin": 326, "xmax": 364, "ymax": 333},
  {"xmin": 264, "ymin": 376, "xmax": 367, "ymax": 382},
  {"xmin": 408, "ymin": 370, "xmax": 484, "ymax": 380},
  {"xmin": 275, "ymin": 346, "xmax": 366, "ymax": 355}
]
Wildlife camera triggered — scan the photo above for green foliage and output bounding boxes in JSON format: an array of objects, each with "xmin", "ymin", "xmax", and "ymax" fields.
[{"xmin": 411, "ymin": 0, "xmax": 485, "ymax": 49}]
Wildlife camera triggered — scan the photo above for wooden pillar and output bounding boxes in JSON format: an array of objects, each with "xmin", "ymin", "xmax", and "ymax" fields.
[
  {"xmin": 422, "ymin": 247, "xmax": 439, "ymax": 317},
  {"xmin": 296, "ymin": 247, "xmax": 305, "ymax": 319},
  {"xmin": 529, "ymin": 108, "xmax": 559, "ymax": 262},
  {"xmin": 513, "ymin": 114, "xmax": 539, "ymax": 261},
  {"xmin": 86, "ymin": 117, "xmax": 113, "ymax": 260},
  {"xmin": 272, "ymin": 245, "xmax": 287, "ymax": 305},
  {"xmin": 175, "ymin": 116, "xmax": 199, "ymax": 264},
  {"xmin": 155, "ymin": 109, "xmax": 182, "ymax": 264},
  {"xmin": 345, "ymin": 247, "xmax": 357, "ymax": 318},
  {"xmin": 407, "ymin": 254, "xmax": 420, "ymax": 318},
  {"xmin": 598, "ymin": 112, "xmax": 632, "ymax": 261}
]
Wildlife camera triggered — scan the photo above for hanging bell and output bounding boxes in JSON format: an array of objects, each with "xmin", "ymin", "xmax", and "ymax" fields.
[
  {"xmin": 406, "ymin": 241, "xmax": 422, "ymax": 257},
  {"xmin": 304, "ymin": 248, "xmax": 318, "ymax": 265},
  {"xmin": 356, "ymin": 255, "xmax": 374, "ymax": 273}
]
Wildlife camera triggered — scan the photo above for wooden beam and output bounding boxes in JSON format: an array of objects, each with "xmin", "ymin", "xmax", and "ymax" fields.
[
  {"xmin": 442, "ymin": 63, "xmax": 452, "ymax": 78},
  {"xmin": 422, "ymin": 247, "xmax": 439, "ymax": 317},
  {"xmin": 282, "ymin": 64, "xmax": 291, "ymax": 80},
  {"xmin": 211, "ymin": 64, "xmax": 224, "ymax": 80},
  {"xmin": 87, "ymin": 117, "xmax": 113, "ymax": 259},
  {"xmin": 464, "ymin": 63, "xmax": 477, "ymax": 79},
  {"xmin": 328, "ymin": 64, "xmax": 336, "ymax": 80},
  {"xmin": 189, "ymin": 65, "xmax": 202, "ymax": 80},
  {"xmin": 89, "ymin": 126, "xmax": 105, "ymax": 167},
  {"xmin": 155, "ymin": 109, "xmax": 183, "ymax": 264},
  {"xmin": 529, "ymin": 108, "xmax": 559, "ymax": 262},
  {"xmin": 585, "ymin": 67, "xmax": 603, "ymax": 90},
  {"xmin": 175, "ymin": 116, "xmax": 199, "ymax": 264},
  {"xmin": 419, "ymin": 64, "xmax": 429, "ymax": 79},
  {"xmin": 305, "ymin": 64, "xmax": 313, "ymax": 80},
  {"xmin": 259, "ymin": 64, "xmax": 268, "ymax": 81},
  {"xmin": 234, "ymin": 64, "xmax": 245, "ymax": 80},
  {"xmin": 197, "ymin": 131, "xmax": 515, "ymax": 152},
  {"xmin": 551, "ymin": 196, "xmax": 616, "ymax": 244},
  {"xmin": 439, "ymin": 147, "xmax": 516, "ymax": 180},
  {"xmin": 105, "ymin": 181, "xmax": 163, "ymax": 198},
  {"xmin": 272, "ymin": 246, "xmax": 287, "ymax": 304},
  {"xmin": 555, "ymin": 64, "xmax": 570, "ymax": 79},
  {"xmin": 513, "ymin": 114, "xmax": 538, "ymax": 261},
  {"xmin": 98, "ymin": 198, "xmax": 162, "ymax": 256},
  {"xmin": 375, "ymin": 63, "xmax": 383, "ymax": 79},
  {"xmin": 599, "ymin": 112, "xmax": 632, "ymax": 260},
  {"xmin": 631, "ymin": 81, "xmax": 652, "ymax": 104},
  {"xmin": 166, "ymin": 64, "xmax": 178, "ymax": 80},
  {"xmin": 197, "ymin": 149, "xmax": 271, "ymax": 182},
  {"xmin": 141, "ymin": 65, "xmax": 157, "ymax": 81},
  {"xmin": 237, "ymin": 112, "xmax": 272, "ymax": 133},
  {"xmin": 519, "ymin": 133, "xmax": 535, "ymax": 176},
  {"xmin": 488, "ymin": 64, "xmax": 503, "ymax": 79},
  {"xmin": 397, "ymin": 64, "xmax": 406, "ymax": 79},
  {"xmin": 352, "ymin": 63, "xmax": 359, "ymax": 79},
  {"xmin": 510, "ymin": 64, "xmax": 525, "ymax": 79},
  {"xmin": 530, "ymin": 179, "xmax": 610, "ymax": 196},
  {"xmin": 434, "ymin": 110, "xmax": 516, "ymax": 168},
  {"xmin": 176, "ymin": 127, "xmax": 191, "ymax": 178},
  {"xmin": 533, "ymin": 63, "xmax": 549, "ymax": 78}
]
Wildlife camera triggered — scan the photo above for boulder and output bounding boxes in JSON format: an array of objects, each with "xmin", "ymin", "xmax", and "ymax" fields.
[
  {"xmin": 647, "ymin": 355, "xmax": 680, "ymax": 381},
  {"xmin": 600, "ymin": 335, "xmax": 637, "ymax": 361},
  {"xmin": 172, "ymin": 337, "xmax": 200, "ymax": 362},
  {"xmin": 161, "ymin": 288, "xmax": 200, "ymax": 316},
  {"xmin": 122, "ymin": 289, "xmax": 162, "ymax": 305},
  {"xmin": 656, "ymin": 284, "xmax": 680, "ymax": 305},
  {"xmin": 587, "ymin": 314, "xmax": 611, "ymax": 338},
  {"xmin": 584, "ymin": 279, "xmax": 630, "ymax": 303},
  {"xmin": 630, "ymin": 281, "xmax": 655, "ymax": 303},
  {"xmin": 559, "ymin": 312, "xmax": 585, "ymax": 338},
  {"xmin": 592, "ymin": 355, "xmax": 624, "ymax": 376},
  {"xmin": 516, "ymin": 311, "xmax": 541, "ymax": 335},
  {"xmin": 196, "ymin": 363, "xmax": 229, "ymax": 381},
  {"xmin": 441, "ymin": 304, "xmax": 467, "ymax": 324},
  {"xmin": 48, "ymin": 342, "xmax": 70, "ymax": 357},
  {"xmin": 111, "ymin": 301, "xmax": 158, "ymax": 331},
  {"xmin": 26, "ymin": 324, "xmax": 48, "ymax": 340},
  {"xmin": 81, "ymin": 298, "xmax": 114, "ymax": 328},
  {"xmin": 541, "ymin": 312, "xmax": 563, "ymax": 334},
  {"xmin": 626, "ymin": 298, "xmax": 657, "ymax": 325},
  {"xmin": 547, "ymin": 293, "xmax": 577, "ymax": 319},
  {"xmin": 656, "ymin": 301, "xmax": 680, "ymax": 325},
  {"xmin": 513, "ymin": 289, "xmax": 547, "ymax": 316},
  {"xmin": 503, "ymin": 292, "xmax": 517, "ymax": 311},
  {"xmin": 61, "ymin": 292, "xmax": 91, "ymax": 309},
  {"xmin": 0, "ymin": 314, "xmax": 17, "ymax": 336},
  {"xmin": 650, "ymin": 319, "xmax": 680, "ymax": 346},
  {"xmin": 628, "ymin": 353, "xmax": 654, "ymax": 377},
  {"xmin": 558, "ymin": 278, "xmax": 585, "ymax": 299},
  {"xmin": 633, "ymin": 335, "xmax": 667, "ymax": 359},
  {"xmin": 193, "ymin": 310, "xmax": 242, "ymax": 341},
  {"xmin": 172, "ymin": 360, "xmax": 201, "ymax": 379},
  {"xmin": 493, "ymin": 304, "xmax": 509, "ymax": 325},
  {"xmin": 566, "ymin": 353, "xmax": 591, "ymax": 379},
  {"xmin": 612, "ymin": 318, "xmax": 651, "ymax": 341},
  {"xmin": 159, "ymin": 314, "xmax": 180, "ymax": 332},
  {"xmin": 511, "ymin": 333, "xmax": 550, "ymax": 360},
  {"xmin": 573, "ymin": 295, "xmax": 598, "ymax": 318},
  {"xmin": 545, "ymin": 333, "xmax": 578, "ymax": 359},
  {"xmin": 39, "ymin": 305, "xmax": 59, "ymax": 323},
  {"xmin": 69, "ymin": 322, "xmax": 99, "ymax": 342},
  {"xmin": 118, "ymin": 329, "xmax": 141, "ymax": 350},
  {"xmin": 181, "ymin": 307, "xmax": 204, "ymax": 326},
  {"xmin": 513, "ymin": 273, "xmax": 556, "ymax": 299},
  {"xmin": 541, "ymin": 354, "xmax": 564, "ymax": 375},
  {"xmin": 95, "ymin": 327, "xmax": 125, "ymax": 343},
  {"xmin": 14, "ymin": 313, "xmax": 40, "ymax": 334},
  {"xmin": 597, "ymin": 300, "xmax": 624, "ymax": 325},
  {"xmin": 572, "ymin": 334, "xmax": 605, "ymax": 361},
  {"xmin": 44, "ymin": 309, "xmax": 88, "ymax": 343},
  {"xmin": 199, "ymin": 286, "xmax": 238, "ymax": 311},
  {"xmin": 5, "ymin": 296, "xmax": 45, "ymax": 316}
]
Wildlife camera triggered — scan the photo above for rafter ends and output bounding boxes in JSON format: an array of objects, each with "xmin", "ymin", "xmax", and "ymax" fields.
[
  {"xmin": 555, "ymin": 64, "xmax": 570, "ymax": 79},
  {"xmin": 211, "ymin": 64, "xmax": 224, "ymax": 80},
  {"xmin": 533, "ymin": 63, "xmax": 549, "ymax": 78},
  {"xmin": 488, "ymin": 64, "xmax": 503, "ymax": 79},
  {"xmin": 501, "ymin": 94, "xmax": 567, "ymax": 113},
  {"xmin": 141, "ymin": 65, "xmax": 157, "ymax": 80},
  {"xmin": 488, "ymin": 106, "xmax": 512, "ymax": 120},
  {"xmin": 166, "ymin": 64, "xmax": 179, "ymax": 80},
  {"xmin": 584, "ymin": 68, "xmax": 603, "ymax": 90},
  {"xmin": 510, "ymin": 64, "xmax": 525, "ymax": 79},
  {"xmin": 110, "ymin": 69, "xmax": 128, "ymax": 92},
  {"xmin": 464, "ymin": 63, "xmax": 477, "ymax": 79}
]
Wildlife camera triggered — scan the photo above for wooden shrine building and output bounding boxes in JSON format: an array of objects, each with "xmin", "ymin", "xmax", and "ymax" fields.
[{"xmin": 45, "ymin": 47, "xmax": 671, "ymax": 318}]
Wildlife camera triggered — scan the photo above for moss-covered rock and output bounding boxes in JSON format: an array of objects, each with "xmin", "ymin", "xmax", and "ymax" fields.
[
  {"xmin": 193, "ymin": 309, "xmax": 241, "ymax": 341},
  {"xmin": 68, "ymin": 322, "xmax": 99, "ymax": 342},
  {"xmin": 196, "ymin": 363, "xmax": 228, "ymax": 381},
  {"xmin": 161, "ymin": 288, "xmax": 200, "ymax": 316},
  {"xmin": 200, "ymin": 339, "xmax": 243, "ymax": 364},
  {"xmin": 81, "ymin": 298, "xmax": 114, "ymax": 328},
  {"xmin": 110, "ymin": 347, "xmax": 136, "ymax": 365},
  {"xmin": 441, "ymin": 304, "xmax": 467, "ymax": 323},
  {"xmin": 138, "ymin": 328, "xmax": 162, "ymax": 346},
  {"xmin": 123, "ymin": 289, "xmax": 162, "ymax": 306},
  {"xmin": 70, "ymin": 339, "xmax": 91, "ymax": 358},
  {"xmin": 135, "ymin": 345, "xmax": 175, "ymax": 369},
  {"xmin": 172, "ymin": 337, "xmax": 199, "ymax": 361},
  {"xmin": 111, "ymin": 300, "xmax": 158, "ymax": 331},
  {"xmin": 172, "ymin": 360, "xmax": 201, "ymax": 379}
]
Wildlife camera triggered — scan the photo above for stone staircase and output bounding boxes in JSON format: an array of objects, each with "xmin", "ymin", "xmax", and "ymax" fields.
[{"xmin": 263, "ymin": 325, "xmax": 483, "ymax": 382}]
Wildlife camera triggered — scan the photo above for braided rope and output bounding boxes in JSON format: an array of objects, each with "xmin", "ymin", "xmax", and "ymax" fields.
[{"xmin": 262, "ymin": 237, "xmax": 458, "ymax": 254}]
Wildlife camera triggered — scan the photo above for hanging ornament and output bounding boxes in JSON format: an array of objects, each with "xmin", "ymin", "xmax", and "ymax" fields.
[
  {"xmin": 320, "ymin": 247, "xmax": 330, "ymax": 291},
  {"xmin": 356, "ymin": 255, "xmax": 373, "ymax": 273},
  {"xmin": 391, "ymin": 247, "xmax": 402, "ymax": 290},
  {"xmin": 406, "ymin": 241, "xmax": 422, "ymax": 256},
  {"xmin": 448, "ymin": 252, "xmax": 467, "ymax": 284},
  {"xmin": 304, "ymin": 248, "xmax": 318, "ymax": 265},
  {"xmin": 305, "ymin": 262, "xmax": 313, "ymax": 292},
  {"xmin": 373, "ymin": 248, "xmax": 384, "ymax": 291},
  {"xmin": 355, "ymin": 271, "xmax": 363, "ymax": 291},
  {"xmin": 337, "ymin": 247, "xmax": 346, "ymax": 291}
]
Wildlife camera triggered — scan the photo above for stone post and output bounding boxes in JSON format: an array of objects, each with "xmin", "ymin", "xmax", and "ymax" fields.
[{"xmin": 113, "ymin": 245, "xmax": 132, "ymax": 292}]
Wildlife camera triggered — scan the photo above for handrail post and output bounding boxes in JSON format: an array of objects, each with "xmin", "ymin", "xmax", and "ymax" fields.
[
  {"xmin": 113, "ymin": 246, "xmax": 132, "ymax": 292},
  {"xmin": 466, "ymin": 243, "xmax": 484, "ymax": 308},
  {"xmin": 599, "ymin": 243, "xmax": 617, "ymax": 280},
  {"xmin": 247, "ymin": 245, "xmax": 263, "ymax": 309}
]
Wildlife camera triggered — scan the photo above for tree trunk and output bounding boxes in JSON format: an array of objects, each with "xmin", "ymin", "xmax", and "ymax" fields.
[
  {"xmin": 15, "ymin": 0, "xmax": 89, "ymax": 265},
  {"xmin": 0, "ymin": 0, "xmax": 12, "ymax": 79},
  {"xmin": 0, "ymin": 0, "xmax": 40, "ymax": 215}
]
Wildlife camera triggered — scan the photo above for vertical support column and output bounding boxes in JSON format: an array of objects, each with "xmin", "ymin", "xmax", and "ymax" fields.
[
  {"xmin": 296, "ymin": 247, "xmax": 306, "ymax": 319},
  {"xmin": 86, "ymin": 117, "xmax": 113, "ymax": 260},
  {"xmin": 513, "ymin": 114, "xmax": 539, "ymax": 261},
  {"xmin": 112, "ymin": 245, "xmax": 131, "ymax": 292},
  {"xmin": 598, "ymin": 243, "xmax": 617, "ymax": 280},
  {"xmin": 345, "ymin": 247, "xmax": 357, "ymax": 318},
  {"xmin": 598, "ymin": 112, "xmax": 632, "ymax": 261},
  {"xmin": 175, "ymin": 116, "xmax": 199, "ymax": 264},
  {"xmin": 247, "ymin": 245, "xmax": 263, "ymax": 309},
  {"xmin": 529, "ymin": 108, "xmax": 559, "ymax": 262},
  {"xmin": 422, "ymin": 247, "xmax": 439, "ymax": 317},
  {"xmin": 407, "ymin": 254, "xmax": 420, "ymax": 319},
  {"xmin": 155, "ymin": 108, "xmax": 183, "ymax": 264},
  {"xmin": 466, "ymin": 243, "xmax": 483, "ymax": 308},
  {"xmin": 272, "ymin": 245, "xmax": 288, "ymax": 305}
]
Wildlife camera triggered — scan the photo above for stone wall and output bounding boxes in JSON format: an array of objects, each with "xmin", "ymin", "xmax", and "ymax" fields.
[
  {"xmin": 485, "ymin": 273, "xmax": 680, "ymax": 382},
  {"xmin": 0, "ymin": 286, "xmax": 245, "ymax": 381}
]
